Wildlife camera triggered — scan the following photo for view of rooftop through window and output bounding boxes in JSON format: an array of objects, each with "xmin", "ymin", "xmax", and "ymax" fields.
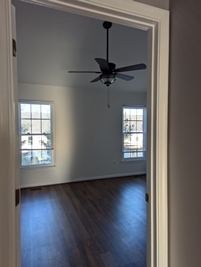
[{"xmin": 123, "ymin": 107, "xmax": 146, "ymax": 159}]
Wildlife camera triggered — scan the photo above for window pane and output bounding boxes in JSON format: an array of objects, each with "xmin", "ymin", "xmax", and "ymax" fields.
[
  {"xmin": 31, "ymin": 135, "xmax": 42, "ymax": 149},
  {"xmin": 131, "ymin": 151, "xmax": 137, "ymax": 158},
  {"xmin": 136, "ymin": 109, "xmax": 143, "ymax": 120},
  {"xmin": 32, "ymin": 120, "xmax": 41, "ymax": 133},
  {"xmin": 123, "ymin": 119, "xmax": 129, "ymax": 132},
  {"xmin": 21, "ymin": 136, "xmax": 31, "ymax": 149},
  {"xmin": 21, "ymin": 151, "xmax": 32, "ymax": 166},
  {"xmin": 136, "ymin": 121, "xmax": 143, "ymax": 132},
  {"xmin": 21, "ymin": 151, "xmax": 40, "ymax": 166},
  {"xmin": 42, "ymin": 120, "xmax": 51, "ymax": 134},
  {"xmin": 137, "ymin": 151, "xmax": 144, "ymax": 157},
  {"xmin": 41, "ymin": 150, "xmax": 52, "ymax": 164},
  {"xmin": 134, "ymin": 133, "xmax": 143, "ymax": 150},
  {"xmin": 130, "ymin": 108, "xmax": 137, "ymax": 120},
  {"xmin": 31, "ymin": 150, "xmax": 41, "ymax": 165},
  {"xmin": 123, "ymin": 108, "xmax": 130, "ymax": 120},
  {"xmin": 41, "ymin": 105, "xmax": 51, "ymax": 119},
  {"xmin": 137, "ymin": 108, "xmax": 143, "ymax": 116},
  {"xmin": 127, "ymin": 121, "xmax": 132, "ymax": 132},
  {"xmin": 21, "ymin": 119, "xmax": 31, "ymax": 134},
  {"xmin": 31, "ymin": 104, "xmax": 40, "ymax": 118},
  {"xmin": 124, "ymin": 151, "xmax": 131, "ymax": 158},
  {"xmin": 41, "ymin": 135, "xmax": 52, "ymax": 149},
  {"xmin": 123, "ymin": 134, "xmax": 131, "ymax": 150},
  {"xmin": 130, "ymin": 122, "xmax": 136, "ymax": 132},
  {"xmin": 21, "ymin": 104, "xmax": 31, "ymax": 118}
]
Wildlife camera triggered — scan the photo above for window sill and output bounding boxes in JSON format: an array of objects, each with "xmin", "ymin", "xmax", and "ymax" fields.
[
  {"xmin": 121, "ymin": 158, "xmax": 146, "ymax": 163},
  {"xmin": 20, "ymin": 164, "xmax": 56, "ymax": 170}
]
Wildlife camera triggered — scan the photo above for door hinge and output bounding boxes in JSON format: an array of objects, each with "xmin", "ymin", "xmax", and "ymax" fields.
[
  {"xmin": 12, "ymin": 39, "xmax": 17, "ymax": 57},
  {"xmin": 15, "ymin": 188, "xmax": 20, "ymax": 206},
  {"xmin": 145, "ymin": 193, "xmax": 149, "ymax": 203}
]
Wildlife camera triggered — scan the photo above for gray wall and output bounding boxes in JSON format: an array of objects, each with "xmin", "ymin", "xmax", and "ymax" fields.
[
  {"xmin": 169, "ymin": 0, "xmax": 201, "ymax": 266},
  {"xmin": 14, "ymin": 0, "xmax": 148, "ymax": 188},
  {"xmin": 13, "ymin": 0, "xmax": 148, "ymax": 93},
  {"xmin": 19, "ymin": 83, "xmax": 146, "ymax": 188},
  {"xmin": 133, "ymin": 0, "xmax": 169, "ymax": 10}
]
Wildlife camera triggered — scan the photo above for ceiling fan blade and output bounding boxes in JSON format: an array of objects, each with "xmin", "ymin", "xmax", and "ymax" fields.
[
  {"xmin": 95, "ymin": 58, "xmax": 110, "ymax": 72},
  {"xmin": 90, "ymin": 76, "xmax": 101, "ymax": 83},
  {"xmin": 108, "ymin": 62, "xmax": 116, "ymax": 71},
  {"xmin": 115, "ymin": 63, "xmax": 147, "ymax": 73},
  {"xmin": 68, "ymin": 71, "xmax": 101, "ymax": 73},
  {"xmin": 116, "ymin": 73, "xmax": 134, "ymax": 81}
]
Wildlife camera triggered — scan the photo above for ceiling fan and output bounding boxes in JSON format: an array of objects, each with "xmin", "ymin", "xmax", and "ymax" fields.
[{"xmin": 68, "ymin": 21, "xmax": 147, "ymax": 87}]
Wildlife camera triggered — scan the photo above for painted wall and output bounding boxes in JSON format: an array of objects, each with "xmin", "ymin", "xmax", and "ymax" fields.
[
  {"xmin": 133, "ymin": 0, "xmax": 169, "ymax": 10},
  {"xmin": 19, "ymin": 83, "xmax": 146, "ymax": 188},
  {"xmin": 13, "ymin": 0, "xmax": 148, "ymax": 93},
  {"xmin": 169, "ymin": 0, "xmax": 201, "ymax": 266}
]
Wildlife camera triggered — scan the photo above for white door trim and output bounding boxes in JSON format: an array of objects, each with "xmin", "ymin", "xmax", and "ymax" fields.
[
  {"xmin": 0, "ymin": 0, "xmax": 169, "ymax": 266},
  {"xmin": 0, "ymin": 1, "xmax": 19, "ymax": 267}
]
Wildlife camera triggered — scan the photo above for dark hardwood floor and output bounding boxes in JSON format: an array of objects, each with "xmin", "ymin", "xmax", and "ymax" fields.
[{"xmin": 21, "ymin": 176, "xmax": 146, "ymax": 267}]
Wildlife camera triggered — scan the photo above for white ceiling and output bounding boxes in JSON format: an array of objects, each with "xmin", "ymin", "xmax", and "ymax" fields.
[{"xmin": 13, "ymin": 0, "xmax": 148, "ymax": 92}]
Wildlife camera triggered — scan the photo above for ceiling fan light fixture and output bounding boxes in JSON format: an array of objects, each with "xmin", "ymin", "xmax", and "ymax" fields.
[{"xmin": 100, "ymin": 74, "xmax": 116, "ymax": 86}]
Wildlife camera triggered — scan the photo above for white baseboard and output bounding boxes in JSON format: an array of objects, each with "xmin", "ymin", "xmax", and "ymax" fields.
[{"xmin": 20, "ymin": 171, "xmax": 146, "ymax": 189}]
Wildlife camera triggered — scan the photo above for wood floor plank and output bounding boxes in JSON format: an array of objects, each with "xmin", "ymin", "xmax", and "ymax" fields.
[
  {"xmin": 100, "ymin": 251, "xmax": 120, "ymax": 267},
  {"xmin": 21, "ymin": 176, "xmax": 146, "ymax": 267}
]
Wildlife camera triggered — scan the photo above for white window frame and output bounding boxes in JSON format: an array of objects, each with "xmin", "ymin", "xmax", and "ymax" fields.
[
  {"xmin": 122, "ymin": 106, "xmax": 146, "ymax": 161},
  {"xmin": 19, "ymin": 100, "xmax": 54, "ymax": 168}
]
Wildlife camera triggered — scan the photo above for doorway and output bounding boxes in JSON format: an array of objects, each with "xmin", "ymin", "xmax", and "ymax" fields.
[
  {"xmin": 15, "ymin": 2, "xmax": 148, "ymax": 265},
  {"xmin": 0, "ymin": 0, "xmax": 169, "ymax": 266}
]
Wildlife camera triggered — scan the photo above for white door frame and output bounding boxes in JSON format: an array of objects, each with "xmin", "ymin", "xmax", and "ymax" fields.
[{"xmin": 0, "ymin": 0, "xmax": 169, "ymax": 266}]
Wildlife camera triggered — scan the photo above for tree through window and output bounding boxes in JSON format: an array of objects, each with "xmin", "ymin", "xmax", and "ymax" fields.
[{"xmin": 19, "ymin": 101, "xmax": 54, "ymax": 167}]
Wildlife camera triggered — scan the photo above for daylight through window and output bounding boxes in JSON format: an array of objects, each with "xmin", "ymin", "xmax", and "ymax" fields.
[
  {"xmin": 19, "ymin": 102, "xmax": 54, "ymax": 167},
  {"xmin": 122, "ymin": 106, "xmax": 146, "ymax": 160}
]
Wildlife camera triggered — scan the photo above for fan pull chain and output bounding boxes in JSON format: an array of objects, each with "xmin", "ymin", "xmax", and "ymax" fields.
[{"xmin": 107, "ymin": 87, "xmax": 110, "ymax": 108}]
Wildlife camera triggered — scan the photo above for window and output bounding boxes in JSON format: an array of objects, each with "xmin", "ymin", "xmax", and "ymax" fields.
[
  {"xmin": 122, "ymin": 106, "xmax": 146, "ymax": 160},
  {"xmin": 19, "ymin": 101, "xmax": 54, "ymax": 167}
]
